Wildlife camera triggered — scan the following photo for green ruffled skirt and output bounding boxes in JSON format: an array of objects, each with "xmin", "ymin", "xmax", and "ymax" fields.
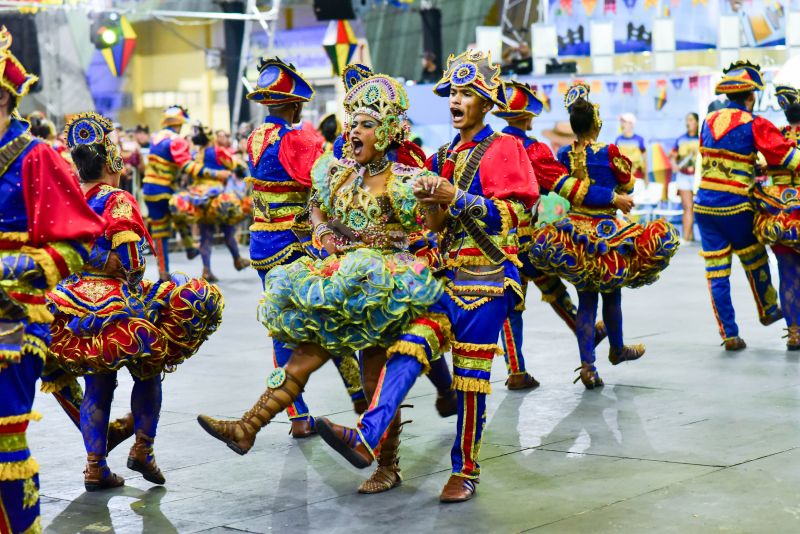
[{"xmin": 258, "ymin": 248, "xmax": 443, "ymax": 354}]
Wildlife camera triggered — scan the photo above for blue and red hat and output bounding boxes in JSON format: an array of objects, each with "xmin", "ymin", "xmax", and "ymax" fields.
[
  {"xmin": 433, "ymin": 49, "xmax": 507, "ymax": 109},
  {"xmin": 0, "ymin": 27, "xmax": 38, "ymax": 107},
  {"xmin": 715, "ymin": 60, "xmax": 764, "ymax": 95},
  {"xmin": 493, "ymin": 80, "xmax": 544, "ymax": 119},
  {"xmin": 775, "ymin": 85, "xmax": 799, "ymax": 110},
  {"xmin": 161, "ymin": 105, "xmax": 189, "ymax": 128},
  {"xmin": 247, "ymin": 57, "xmax": 314, "ymax": 106}
]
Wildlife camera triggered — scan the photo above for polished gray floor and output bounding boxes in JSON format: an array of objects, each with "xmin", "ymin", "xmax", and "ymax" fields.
[{"xmin": 32, "ymin": 243, "xmax": 800, "ymax": 533}]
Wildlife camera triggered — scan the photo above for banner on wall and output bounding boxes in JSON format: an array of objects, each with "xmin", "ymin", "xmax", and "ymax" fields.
[
  {"xmin": 721, "ymin": 0, "xmax": 800, "ymax": 48},
  {"xmin": 549, "ymin": 0, "xmax": 722, "ymax": 55}
]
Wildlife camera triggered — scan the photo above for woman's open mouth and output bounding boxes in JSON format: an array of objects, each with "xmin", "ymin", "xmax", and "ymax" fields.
[
  {"xmin": 352, "ymin": 137, "xmax": 364, "ymax": 156},
  {"xmin": 450, "ymin": 108, "xmax": 464, "ymax": 122}
]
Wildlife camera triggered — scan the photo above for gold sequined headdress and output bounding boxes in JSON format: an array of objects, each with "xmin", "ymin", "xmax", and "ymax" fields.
[
  {"xmin": 564, "ymin": 82, "xmax": 602, "ymax": 130},
  {"xmin": 64, "ymin": 112, "xmax": 125, "ymax": 174},
  {"xmin": 434, "ymin": 49, "xmax": 507, "ymax": 109},
  {"xmin": 341, "ymin": 64, "xmax": 410, "ymax": 152}
]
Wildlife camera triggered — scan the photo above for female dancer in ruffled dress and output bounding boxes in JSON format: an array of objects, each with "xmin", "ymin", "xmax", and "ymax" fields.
[
  {"xmin": 530, "ymin": 83, "xmax": 679, "ymax": 388},
  {"xmin": 752, "ymin": 85, "xmax": 800, "ymax": 350},
  {"xmin": 171, "ymin": 124, "xmax": 250, "ymax": 281},
  {"xmin": 48, "ymin": 113, "xmax": 224, "ymax": 491},
  {"xmin": 198, "ymin": 70, "xmax": 442, "ymax": 493}
]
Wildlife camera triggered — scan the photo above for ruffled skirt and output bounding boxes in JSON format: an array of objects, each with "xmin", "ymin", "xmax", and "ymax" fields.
[
  {"xmin": 171, "ymin": 182, "xmax": 247, "ymax": 226},
  {"xmin": 47, "ymin": 273, "xmax": 224, "ymax": 378},
  {"xmin": 752, "ymin": 183, "xmax": 800, "ymax": 253},
  {"xmin": 529, "ymin": 213, "xmax": 680, "ymax": 292},
  {"xmin": 258, "ymin": 248, "xmax": 443, "ymax": 354}
]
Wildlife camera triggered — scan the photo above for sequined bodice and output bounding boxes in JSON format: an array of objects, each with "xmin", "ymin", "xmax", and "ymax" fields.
[{"xmin": 318, "ymin": 162, "xmax": 422, "ymax": 253}]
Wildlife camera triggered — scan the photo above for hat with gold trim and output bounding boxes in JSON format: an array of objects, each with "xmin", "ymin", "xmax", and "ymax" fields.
[
  {"xmin": 493, "ymin": 80, "xmax": 543, "ymax": 119},
  {"xmin": 433, "ymin": 49, "xmax": 507, "ymax": 109},
  {"xmin": 161, "ymin": 105, "xmax": 189, "ymax": 128},
  {"xmin": 0, "ymin": 26, "xmax": 38, "ymax": 105},
  {"xmin": 775, "ymin": 85, "xmax": 799, "ymax": 110},
  {"xmin": 715, "ymin": 60, "xmax": 764, "ymax": 95},
  {"xmin": 247, "ymin": 57, "xmax": 314, "ymax": 105}
]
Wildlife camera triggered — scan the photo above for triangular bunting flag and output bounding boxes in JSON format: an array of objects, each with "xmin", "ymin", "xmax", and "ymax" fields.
[
  {"xmin": 622, "ymin": 81, "xmax": 633, "ymax": 95},
  {"xmin": 689, "ymin": 75, "xmax": 699, "ymax": 89},
  {"xmin": 636, "ymin": 79, "xmax": 650, "ymax": 94},
  {"xmin": 671, "ymin": 77, "xmax": 684, "ymax": 90},
  {"xmin": 606, "ymin": 80, "xmax": 619, "ymax": 93}
]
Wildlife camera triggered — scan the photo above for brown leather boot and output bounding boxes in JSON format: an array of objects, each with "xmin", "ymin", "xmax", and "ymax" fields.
[
  {"xmin": 202, "ymin": 268, "xmax": 219, "ymax": 283},
  {"xmin": 289, "ymin": 418, "xmax": 316, "ymax": 439},
  {"xmin": 316, "ymin": 417, "xmax": 374, "ymax": 469},
  {"xmin": 84, "ymin": 453, "xmax": 124, "ymax": 492},
  {"xmin": 787, "ymin": 327, "xmax": 800, "ymax": 351},
  {"xmin": 435, "ymin": 388, "xmax": 458, "ymax": 417},
  {"xmin": 107, "ymin": 413, "xmax": 134, "ymax": 453},
  {"xmin": 723, "ymin": 336, "xmax": 747, "ymax": 351},
  {"xmin": 233, "ymin": 257, "xmax": 251, "ymax": 271},
  {"xmin": 358, "ymin": 414, "xmax": 403, "ymax": 494},
  {"xmin": 197, "ymin": 370, "xmax": 305, "ymax": 455},
  {"xmin": 594, "ymin": 321, "xmax": 608, "ymax": 347},
  {"xmin": 127, "ymin": 431, "xmax": 165, "ymax": 485},
  {"xmin": 574, "ymin": 363, "xmax": 603, "ymax": 390},
  {"xmin": 505, "ymin": 372, "xmax": 540, "ymax": 391},
  {"xmin": 353, "ymin": 398, "xmax": 369, "ymax": 415},
  {"xmin": 760, "ymin": 309, "xmax": 784, "ymax": 326},
  {"xmin": 608, "ymin": 344, "xmax": 646, "ymax": 365},
  {"xmin": 439, "ymin": 475, "xmax": 478, "ymax": 503}
]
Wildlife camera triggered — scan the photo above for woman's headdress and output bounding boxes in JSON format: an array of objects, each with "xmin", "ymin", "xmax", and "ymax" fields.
[
  {"xmin": 564, "ymin": 82, "xmax": 602, "ymax": 130},
  {"xmin": 64, "ymin": 112, "xmax": 124, "ymax": 174},
  {"xmin": 341, "ymin": 64, "xmax": 410, "ymax": 152}
]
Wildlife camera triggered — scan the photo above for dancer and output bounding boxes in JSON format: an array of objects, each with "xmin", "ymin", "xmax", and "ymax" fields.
[
  {"xmin": 47, "ymin": 112, "xmax": 224, "ymax": 491},
  {"xmin": 670, "ymin": 112, "xmax": 700, "ymax": 241},
  {"xmin": 493, "ymin": 80, "xmax": 607, "ymax": 390},
  {"xmin": 0, "ymin": 27, "xmax": 105, "ymax": 533},
  {"xmin": 752, "ymin": 85, "xmax": 800, "ymax": 350},
  {"xmin": 316, "ymin": 50, "xmax": 538, "ymax": 503},
  {"xmin": 222, "ymin": 57, "xmax": 364, "ymax": 437},
  {"xmin": 142, "ymin": 105, "xmax": 199, "ymax": 281},
  {"xmin": 198, "ymin": 69, "xmax": 442, "ymax": 493},
  {"xmin": 172, "ymin": 124, "xmax": 250, "ymax": 282},
  {"xmin": 529, "ymin": 83, "xmax": 680, "ymax": 388},
  {"xmin": 695, "ymin": 61, "xmax": 799, "ymax": 350}
]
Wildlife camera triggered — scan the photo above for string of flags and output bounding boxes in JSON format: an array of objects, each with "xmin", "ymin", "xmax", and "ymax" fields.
[{"xmin": 530, "ymin": 74, "xmax": 712, "ymax": 112}]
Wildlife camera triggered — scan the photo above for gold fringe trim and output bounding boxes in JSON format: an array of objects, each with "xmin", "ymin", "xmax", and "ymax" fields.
[
  {"xmin": 694, "ymin": 202, "xmax": 752, "ymax": 215},
  {"xmin": 698, "ymin": 246, "xmax": 733, "ymax": 259},
  {"xmin": 427, "ymin": 312, "xmax": 454, "ymax": 353},
  {"xmin": 387, "ymin": 340, "xmax": 431, "ymax": 374},
  {"xmin": 733, "ymin": 243, "xmax": 765, "ymax": 257},
  {"xmin": 0, "ymin": 457, "xmax": 39, "ymax": 481},
  {"xmin": 249, "ymin": 220, "xmax": 297, "ymax": 232},
  {"xmin": 111, "ymin": 230, "xmax": 141, "ymax": 248},
  {"xmin": 705, "ymin": 269, "xmax": 732, "ymax": 279},
  {"xmin": 25, "ymin": 304, "xmax": 53, "ymax": 324},
  {"xmin": 0, "ymin": 412, "xmax": 42, "ymax": 425},
  {"xmin": 452, "ymin": 341, "xmax": 504, "ymax": 355},
  {"xmin": 19, "ymin": 246, "xmax": 60, "ymax": 289},
  {"xmin": 39, "ymin": 372, "xmax": 76, "ymax": 394},
  {"xmin": 452, "ymin": 375, "xmax": 492, "ymax": 394},
  {"xmin": 0, "ymin": 232, "xmax": 28, "ymax": 242},
  {"xmin": 21, "ymin": 516, "xmax": 41, "ymax": 534}
]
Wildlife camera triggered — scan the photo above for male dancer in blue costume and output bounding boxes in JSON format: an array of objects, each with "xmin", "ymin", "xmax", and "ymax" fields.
[
  {"xmin": 317, "ymin": 50, "xmax": 539, "ymax": 503},
  {"xmin": 695, "ymin": 61, "xmax": 800, "ymax": 350},
  {"xmin": 0, "ymin": 27, "xmax": 105, "ymax": 533},
  {"xmin": 198, "ymin": 58, "xmax": 364, "ymax": 443},
  {"xmin": 142, "ymin": 105, "xmax": 200, "ymax": 281}
]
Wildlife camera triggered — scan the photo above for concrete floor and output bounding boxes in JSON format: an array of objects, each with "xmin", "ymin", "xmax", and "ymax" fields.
[{"xmin": 31, "ymin": 242, "xmax": 800, "ymax": 533}]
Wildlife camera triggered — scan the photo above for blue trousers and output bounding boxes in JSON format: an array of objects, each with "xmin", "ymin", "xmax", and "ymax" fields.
[
  {"xmin": 696, "ymin": 210, "xmax": 779, "ymax": 340},
  {"xmin": 358, "ymin": 287, "xmax": 515, "ymax": 478}
]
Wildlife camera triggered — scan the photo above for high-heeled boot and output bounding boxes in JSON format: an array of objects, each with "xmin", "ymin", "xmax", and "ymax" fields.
[
  {"xmin": 786, "ymin": 326, "xmax": 800, "ymax": 351},
  {"xmin": 574, "ymin": 362, "xmax": 604, "ymax": 390},
  {"xmin": 197, "ymin": 369, "xmax": 305, "ymax": 455},
  {"xmin": 127, "ymin": 431, "xmax": 165, "ymax": 485},
  {"xmin": 107, "ymin": 413, "xmax": 135, "ymax": 453},
  {"xmin": 608, "ymin": 344, "xmax": 646, "ymax": 365},
  {"xmin": 358, "ymin": 413, "xmax": 403, "ymax": 494},
  {"xmin": 84, "ymin": 453, "xmax": 124, "ymax": 492}
]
